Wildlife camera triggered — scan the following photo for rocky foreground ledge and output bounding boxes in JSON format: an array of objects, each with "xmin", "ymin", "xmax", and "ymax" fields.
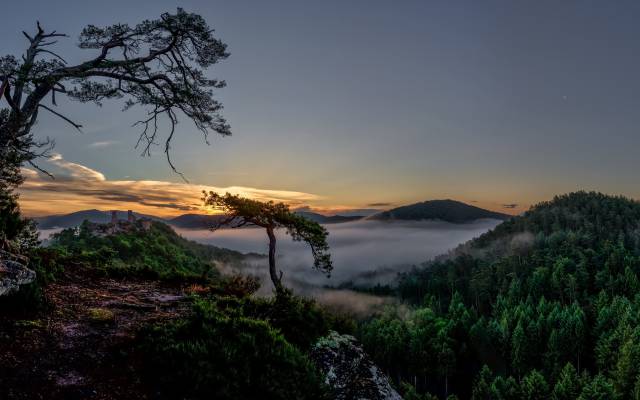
[
  {"xmin": 0, "ymin": 250, "xmax": 35, "ymax": 296},
  {"xmin": 0, "ymin": 271, "xmax": 188, "ymax": 399},
  {"xmin": 311, "ymin": 331, "xmax": 403, "ymax": 400}
]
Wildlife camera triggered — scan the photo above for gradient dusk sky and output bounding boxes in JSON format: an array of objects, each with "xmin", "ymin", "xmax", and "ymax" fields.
[{"xmin": 4, "ymin": 1, "xmax": 640, "ymax": 217}]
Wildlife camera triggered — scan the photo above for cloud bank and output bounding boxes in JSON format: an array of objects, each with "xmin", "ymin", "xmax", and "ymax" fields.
[{"xmin": 19, "ymin": 154, "xmax": 322, "ymax": 217}]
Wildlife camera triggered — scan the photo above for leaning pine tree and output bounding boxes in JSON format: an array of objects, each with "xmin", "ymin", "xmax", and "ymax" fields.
[{"xmin": 203, "ymin": 192, "xmax": 333, "ymax": 294}]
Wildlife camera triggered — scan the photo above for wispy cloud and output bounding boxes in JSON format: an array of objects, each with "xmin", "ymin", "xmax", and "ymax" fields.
[
  {"xmin": 367, "ymin": 202, "xmax": 393, "ymax": 208},
  {"xmin": 49, "ymin": 153, "xmax": 106, "ymax": 181},
  {"xmin": 88, "ymin": 141, "xmax": 119, "ymax": 148},
  {"xmin": 19, "ymin": 154, "xmax": 322, "ymax": 217},
  {"xmin": 502, "ymin": 203, "xmax": 518, "ymax": 209}
]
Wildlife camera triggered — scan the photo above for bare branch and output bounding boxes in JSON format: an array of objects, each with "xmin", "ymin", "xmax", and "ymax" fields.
[
  {"xmin": 163, "ymin": 109, "xmax": 187, "ymax": 181},
  {"xmin": 36, "ymin": 49, "xmax": 67, "ymax": 64},
  {"xmin": 38, "ymin": 104, "xmax": 83, "ymax": 132},
  {"xmin": 27, "ymin": 160, "xmax": 54, "ymax": 179},
  {"xmin": 0, "ymin": 78, "xmax": 8, "ymax": 102}
]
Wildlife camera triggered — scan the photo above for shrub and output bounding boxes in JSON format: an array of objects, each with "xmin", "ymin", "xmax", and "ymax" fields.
[
  {"xmin": 253, "ymin": 290, "xmax": 332, "ymax": 349},
  {"xmin": 220, "ymin": 274, "xmax": 261, "ymax": 297},
  {"xmin": 138, "ymin": 298, "xmax": 329, "ymax": 400}
]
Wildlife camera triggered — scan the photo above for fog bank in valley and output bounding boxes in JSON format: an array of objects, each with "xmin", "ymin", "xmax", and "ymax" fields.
[{"xmin": 177, "ymin": 219, "xmax": 501, "ymax": 293}]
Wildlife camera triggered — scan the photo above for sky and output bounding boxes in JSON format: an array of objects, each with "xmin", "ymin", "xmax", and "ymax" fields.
[{"xmin": 4, "ymin": 0, "xmax": 640, "ymax": 217}]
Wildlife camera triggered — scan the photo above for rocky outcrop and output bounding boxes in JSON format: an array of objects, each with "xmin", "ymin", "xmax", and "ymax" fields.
[
  {"xmin": 0, "ymin": 250, "xmax": 35, "ymax": 296},
  {"xmin": 311, "ymin": 331, "xmax": 403, "ymax": 400}
]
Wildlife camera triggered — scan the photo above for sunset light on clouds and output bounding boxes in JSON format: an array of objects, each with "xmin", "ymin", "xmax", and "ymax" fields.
[
  {"xmin": 18, "ymin": 153, "xmax": 524, "ymax": 218},
  {"xmin": 18, "ymin": 154, "xmax": 323, "ymax": 217}
]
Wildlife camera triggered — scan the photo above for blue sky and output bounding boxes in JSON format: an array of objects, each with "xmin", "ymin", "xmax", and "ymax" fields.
[{"xmin": 5, "ymin": 1, "xmax": 640, "ymax": 216}]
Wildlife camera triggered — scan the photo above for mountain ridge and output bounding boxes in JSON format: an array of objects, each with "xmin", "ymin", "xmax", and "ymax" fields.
[
  {"xmin": 33, "ymin": 209, "xmax": 368, "ymax": 229},
  {"xmin": 33, "ymin": 199, "xmax": 511, "ymax": 229},
  {"xmin": 34, "ymin": 209, "xmax": 164, "ymax": 229}
]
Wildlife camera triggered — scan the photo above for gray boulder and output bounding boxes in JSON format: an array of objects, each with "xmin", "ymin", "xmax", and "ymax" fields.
[
  {"xmin": 0, "ymin": 252, "xmax": 36, "ymax": 297},
  {"xmin": 311, "ymin": 331, "xmax": 403, "ymax": 400}
]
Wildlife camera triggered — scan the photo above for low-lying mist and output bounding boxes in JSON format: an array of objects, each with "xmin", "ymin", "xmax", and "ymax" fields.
[{"xmin": 177, "ymin": 219, "xmax": 501, "ymax": 312}]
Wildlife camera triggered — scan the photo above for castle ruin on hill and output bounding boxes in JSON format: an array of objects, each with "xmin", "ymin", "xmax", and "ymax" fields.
[{"xmin": 85, "ymin": 210, "xmax": 152, "ymax": 237}]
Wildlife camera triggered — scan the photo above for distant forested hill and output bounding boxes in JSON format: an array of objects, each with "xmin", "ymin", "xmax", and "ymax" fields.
[
  {"xmin": 294, "ymin": 211, "xmax": 363, "ymax": 224},
  {"xmin": 360, "ymin": 192, "xmax": 640, "ymax": 399},
  {"xmin": 368, "ymin": 199, "xmax": 511, "ymax": 223}
]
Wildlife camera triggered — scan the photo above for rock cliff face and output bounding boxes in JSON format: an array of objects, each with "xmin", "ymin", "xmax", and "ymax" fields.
[
  {"xmin": 311, "ymin": 331, "xmax": 403, "ymax": 400},
  {"xmin": 0, "ymin": 252, "xmax": 35, "ymax": 296}
]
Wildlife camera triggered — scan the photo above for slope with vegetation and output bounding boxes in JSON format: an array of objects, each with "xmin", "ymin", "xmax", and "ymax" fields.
[
  {"xmin": 139, "ymin": 293, "xmax": 336, "ymax": 400},
  {"xmin": 49, "ymin": 220, "xmax": 250, "ymax": 280},
  {"xmin": 369, "ymin": 199, "xmax": 511, "ymax": 223},
  {"xmin": 0, "ymin": 218, "xmax": 349, "ymax": 399},
  {"xmin": 360, "ymin": 192, "xmax": 640, "ymax": 399}
]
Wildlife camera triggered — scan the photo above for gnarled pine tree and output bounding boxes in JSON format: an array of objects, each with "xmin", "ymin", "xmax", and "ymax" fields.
[
  {"xmin": 203, "ymin": 192, "xmax": 333, "ymax": 294},
  {"xmin": 0, "ymin": 8, "xmax": 231, "ymax": 189}
]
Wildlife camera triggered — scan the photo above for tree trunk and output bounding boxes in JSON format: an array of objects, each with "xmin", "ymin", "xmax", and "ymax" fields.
[
  {"xmin": 445, "ymin": 374, "xmax": 448, "ymax": 398},
  {"xmin": 266, "ymin": 226, "xmax": 284, "ymax": 294}
]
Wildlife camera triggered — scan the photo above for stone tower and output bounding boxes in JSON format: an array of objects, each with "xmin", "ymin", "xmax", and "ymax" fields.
[
  {"xmin": 111, "ymin": 210, "xmax": 118, "ymax": 224},
  {"xmin": 127, "ymin": 210, "xmax": 135, "ymax": 223}
]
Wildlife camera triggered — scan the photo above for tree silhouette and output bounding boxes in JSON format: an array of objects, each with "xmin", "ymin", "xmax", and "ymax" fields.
[
  {"xmin": 0, "ymin": 8, "xmax": 231, "ymax": 189},
  {"xmin": 202, "ymin": 192, "xmax": 332, "ymax": 294},
  {"xmin": 0, "ymin": 9, "xmax": 231, "ymax": 286}
]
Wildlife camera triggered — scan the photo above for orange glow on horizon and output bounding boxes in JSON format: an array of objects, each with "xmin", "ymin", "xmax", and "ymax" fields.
[{"xmin": 17, "ymin": 155, "xmax": 529, "ymax": 218}]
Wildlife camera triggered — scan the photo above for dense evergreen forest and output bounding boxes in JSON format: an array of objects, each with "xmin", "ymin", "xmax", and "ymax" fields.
[{"xmin": 359, "ymin": 192, "xmax": 640, "ymax": 399}]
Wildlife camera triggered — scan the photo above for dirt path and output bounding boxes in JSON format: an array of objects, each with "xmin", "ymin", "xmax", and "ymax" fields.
[{"xmin": 0, "ymin": 272, "xmax": 190, "ymax": 399}]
